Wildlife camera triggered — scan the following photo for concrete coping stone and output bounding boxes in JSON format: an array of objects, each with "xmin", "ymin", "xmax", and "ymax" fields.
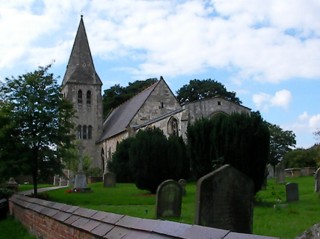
[
  {"xmin": 73, "ymin": 207, "xmax": 97, "ymax": 218},
  {"xmin": 181, "ymin": 224, "xmax": 230, "ymax": 239},
  {"xmin": 9, "ymin": 194, "xmax": 280, "ymax": 239},
  {"xmin": 91, "ymin": 223, "xmax": 114, "ymax": 237}
]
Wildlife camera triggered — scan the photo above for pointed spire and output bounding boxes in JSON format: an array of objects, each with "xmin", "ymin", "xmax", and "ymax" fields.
[{"xmin": 62, "ymin": 16, "xmax": 102, "ymax": 86}]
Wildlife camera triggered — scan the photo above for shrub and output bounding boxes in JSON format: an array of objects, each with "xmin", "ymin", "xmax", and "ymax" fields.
[
  {"xmin": 108, "ymin": 137, "xmax": 135, "ymax": 182},
  {"xmin": 187, "ymin": 112, "xmax": 269, "ymax": 193}
]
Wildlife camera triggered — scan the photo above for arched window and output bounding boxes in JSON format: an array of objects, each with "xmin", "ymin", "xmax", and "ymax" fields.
[
  {"xmin": 101, "ymin": 148, "xmax": 105, "ymax": 173},
  {"xmin": 86, "ymin": 90, "xmax": 91, "ymax": 104},
  {"xmin": 167, "ymin": 117, "xmax": 179, "ymax": 136},
  {"xmin": 88, "ymin": 125, "xmax": 92, "ymax": 139},
  {"xmin": 78, "ymin": 90, "xmax": 83, "ymax": 104},
  {"xmin": 77, "ymin": 125, "xmax": 82, "ymax": 139},
  {"xmin": 83, "ymin": 125, "xmax": 87, "ymax": 139}
]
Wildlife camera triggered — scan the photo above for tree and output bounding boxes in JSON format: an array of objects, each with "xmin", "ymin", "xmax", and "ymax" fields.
[
  {"xmin": 128, "ymin": 128, "xmax": 188, "ymax": 193},
  {"xmin": 103, "ymin": 78, "xmax": 157, "ymax": 117},
  {"xmin": 176, "ymin": 79, "xmax": 241, "ymax": 104},
  {"xmin": 107, "ymin": 137, "xmax": 135, "ymax": 182},
  {"xmin": 282, "ymin": 148, "xmax": 317, "ymax": 168},
  {"xmin": 187, "ymin": 112, "xmax": 270, "ymax": 193},
  {"xmin": 268, "ymin": 123, "xmax": 296, "ymax": 169},
  {"xmin": 0, "ymin": 65, "xmax": 75, "ymax": 196}
]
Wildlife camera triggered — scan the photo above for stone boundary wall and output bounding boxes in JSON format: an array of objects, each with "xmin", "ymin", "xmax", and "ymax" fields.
[{"xmin": 9, "ymin": 194, "xmax": 278, "ymax": 239}]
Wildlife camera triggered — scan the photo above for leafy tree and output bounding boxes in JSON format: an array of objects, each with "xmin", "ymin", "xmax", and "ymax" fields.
[
  {"xmin": 128, "ymin": 128, "xmax": 188, "ymax": 193},
  {"xmin": 176, "ymin": 79, "xmax": 241, "ymax": 104},
  {"xmin": 0, "ymin": 65, "xmax": 75, "ymax": 196},
  {"xmin": 103, "ymin": 78, "xmax": 157, "ymax": 117},
  {"xmin": 107, "ymin": 137, "xmax": 135, "ymax": 182},
  {"xmin": 268, "ymin": 123, "xmax": 296, "ymax": 169},
  {"xmin": 283, "ymin": 148, "xmax": 317, "ymax": 168},
  {"xmin": 187, "ymin": 112, "xmax": 269, "ymax": 193}
]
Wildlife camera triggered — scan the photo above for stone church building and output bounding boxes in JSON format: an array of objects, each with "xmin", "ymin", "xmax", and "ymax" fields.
[{"xmin": 61, "ymin": 16, "xmax": 250, "ymax": 174}]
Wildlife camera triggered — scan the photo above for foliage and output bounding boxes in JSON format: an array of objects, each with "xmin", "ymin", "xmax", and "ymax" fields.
[
  {"xmin": 283, "ymin": 146, "xmax": 319, "ymax": 168},
  {"xmin": 0, "ymin": 65, "xmax": 75, "ymax": 196},
  {"xmin": 108, "ymin": 128, "xmax": 189, "ymax": 193},
  {"xmin": 103, "ymin": 78, "xmax": 157, "ymax": 118},
  {"xmin": 187, "ymin": 112, "xmax": 270, "ymax": 193},
  {"xmin": 107, "ymin": 137, "xmax": 135, "ymax": 182},
  {"xmin": 0, "ymin": 216, "xmax": 37, "ymax": 239},
  {"xmin": 268, "ymin": 123, "xmax": 296, "ymax": 167},
  {"xmin": 176, "ymin": 79, "xmax": 241, "ymax": 104}
]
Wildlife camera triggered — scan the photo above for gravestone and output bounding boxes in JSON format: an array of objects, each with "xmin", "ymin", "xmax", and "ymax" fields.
[
  {"xmin": 6, "ymin": 177, "xmax": 19, "ymax": 192},
  {"xmin": 156, "ymin": 179, "xmax": 183, "ymax": 218},
  {"xmin": 195, "ymin": 164, "xmax": 254, "ymax": 234},
  {"xmin": 267, "ymin": 164, "xmax": 274, "ymax": 179},
  {"xmin": 74, "ymin": 172, "xmax": 87, "ymax": 189},
  {"xmin": 314, "ymin": 168, "xmax": 320, "ymax": 192},
  {"xmin": 103, "ymin": 172, "xmax": 116, "ymax": 187},
  {"xmin": 178, "ymin": 179, "xmax": 187, "ymax": 196},
  {"xmin": 286, "ymin": 183, "xmax": 299, "ymax": 202},
  {"xmin": 275, "ymin": 163, "xmax": 285, "ymax": 184}
]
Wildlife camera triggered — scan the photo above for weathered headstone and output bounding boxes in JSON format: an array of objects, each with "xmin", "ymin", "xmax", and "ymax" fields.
[
  {"xmin": 74, "ymin": 172, "xmax": 87, "ymax": 189},
  {"xmin": 267, "ymin": 164, "xmax": 274, "ymax": 179},
  {"xmin": 156, "ymin": 179, "xmax": 183, "ymax": 218},
  {"xmin": 314, "ymin": 168, "xmax": 320, "ymax": 192},
  {"xmin": 275, "ymin": 163, "xmax": 285, "ymax": 184},
  {"xmin": 286, "ymin": 183, "xmax": 299, "ymax": 202},
  {"xmin": 195, "ymin": 164, "xmax": 254, "ymax": 234},
  {"xmin": 53, "ymin": 175, "xmax": 59, "ymax": 186},
  {"xmin": 178, "ymin": 179, "xmax": 187, "ymax": 196},
  {"xmin": 6, "ymin": 177, "xmax": 19, "ymax": 192},
  {"xmin": 103, "ymin": 172, "xmax": 116, "ymax": 187}
]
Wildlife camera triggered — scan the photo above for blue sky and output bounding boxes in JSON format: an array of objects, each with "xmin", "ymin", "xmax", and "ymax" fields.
[{"xmin": 1, "ymin": 0, "xmax": 320, "ymax": 148}]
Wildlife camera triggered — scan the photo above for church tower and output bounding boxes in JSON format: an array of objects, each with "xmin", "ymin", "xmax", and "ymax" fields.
[{"xmin": 61, "ymin": 16, "xmax": 103, "ymax": 168}]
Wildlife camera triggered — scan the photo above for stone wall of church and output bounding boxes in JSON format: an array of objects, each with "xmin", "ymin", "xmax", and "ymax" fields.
[
  {"xmin": 100, "ymin": 131, "xmax": 129, "ymax": 173},
  {"xmin": 131, "ymin": 80, "xmax": 182, "ymax": 126},
  {"xmin": 62, "ymin": 83, "xmax": 103, "ymax": 169},
  {"xmin": 184, "ymin": 97, "xmax": 250, "ymax": 124},
  {"xmin": 179, "ymin": 97, "xmax": 251, "ymax": 141}
]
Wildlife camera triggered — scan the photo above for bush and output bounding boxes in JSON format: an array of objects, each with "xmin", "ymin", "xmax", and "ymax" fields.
[
  {"xmin": 187, "ymin": 112, "xmax": 269, "ymax": 193},
  {"xmin": 108, "ymin": 137, "xmax": 135, "ymax": 182},
  {"xmin": 108, "ymin": 128, "xmax": 190, "ymax": 193}
]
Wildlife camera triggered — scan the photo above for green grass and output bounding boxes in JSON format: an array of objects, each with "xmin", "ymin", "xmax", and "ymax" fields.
[
  {"xmin": 18, "ymin": 184, "xmax": 52, "ymax": 192},
  {"xmin": 44, "ymin": 177, "xmax": 320, "ymax": 239},
  {"xmin": 0, "ymin": 216, "xmax": 36, "ymax": 239}
]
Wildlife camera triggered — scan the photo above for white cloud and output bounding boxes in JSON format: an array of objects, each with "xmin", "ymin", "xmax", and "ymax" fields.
[
  {"xmin": 290, "ymin": 112, "xmax": 320, "ymax": 135},
  {"xmin": 0, "ymin": 0, "xmax": 320, "ymax": 83},
  {"xmin": 252, "ymin": 89, "xmax": 292, "ymax": 111}
]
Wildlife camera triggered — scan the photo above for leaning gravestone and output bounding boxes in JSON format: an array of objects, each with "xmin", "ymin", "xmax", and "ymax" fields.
[
  {"xmin": 267, "ymin": 164, "xmax": 274, "ymax": 179},
  {"xmin": 195, "ymin": 164, "xmax": 254, "ymax": 234},
  {"xmin": 156, "ymin": 179, "xmax": 183, "ymax": 218},
  {"xmin": 275, "ymin": 163, "xmax": 285, "ymax": 184},
  {"xmin": 286, "ymin": 183, "xmax": 299, "ymax": 202},
  {"xmin": 103, "ymin": 172, "xmax": 116, "ymax": 187},
  {"xmin": 314, "ymin": 168, "xmax": 320, "ymax": 192}
]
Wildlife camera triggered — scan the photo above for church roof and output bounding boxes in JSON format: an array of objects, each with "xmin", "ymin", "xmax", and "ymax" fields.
[
  {"xmin": 62, "ymin": 16, "xmax": 102, "ymax": 86},
  {"xmin": 98, "ymin": 80, "xmax": 161, "ymax": 142}
]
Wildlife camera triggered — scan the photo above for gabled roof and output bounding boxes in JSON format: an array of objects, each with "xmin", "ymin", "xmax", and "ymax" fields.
[
  {"xmin": 98, "ymin": 80, "xmax": 161, "ymax": 142},
  {"xmin": 62, "ymin": 16, "xmax": 102, "ymax": 86}
]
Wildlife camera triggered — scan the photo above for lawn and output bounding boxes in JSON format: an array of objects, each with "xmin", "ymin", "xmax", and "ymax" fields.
[
  {"xmin": 0, "ymin": 216, "xmax": 36, "ymax": 239},
  {"xmin": 43, "ymin": 176, "xmax": 319, "ymax": 239}
]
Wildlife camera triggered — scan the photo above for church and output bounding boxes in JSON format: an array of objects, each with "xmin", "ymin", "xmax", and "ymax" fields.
[{"xmin": 61, "ymin": 16, "xmax": 250, "ymax": 174}]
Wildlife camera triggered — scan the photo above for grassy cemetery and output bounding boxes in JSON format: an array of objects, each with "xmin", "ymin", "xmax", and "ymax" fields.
[{"xmin": 18, "ymin": 175, "xmax": 315, "ymax": 239}]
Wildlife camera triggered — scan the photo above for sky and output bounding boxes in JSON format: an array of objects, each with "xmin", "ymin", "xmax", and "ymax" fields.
[{"xmin": 1, "ymin": 0, "xmax": 320, "ymax": 148}]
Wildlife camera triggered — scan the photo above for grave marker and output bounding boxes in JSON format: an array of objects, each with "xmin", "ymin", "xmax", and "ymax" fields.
[
  {"xmin": 195, "ymin": 164, "xmax": 254, "ymax": 234},
  {"xmin": 314, "ymin": 168, "xmax": 320, "ymax": 192},
  {"xmin": 103, "ymin": 172, "xmax": 116, "ymax": 187},
  {"xmin": 156, "ymin": 179, "xmax": 183, "ymax": 218},
  {"xmin": 286, "ymin": 183, "xmax": 299, "ymax": 202}
]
